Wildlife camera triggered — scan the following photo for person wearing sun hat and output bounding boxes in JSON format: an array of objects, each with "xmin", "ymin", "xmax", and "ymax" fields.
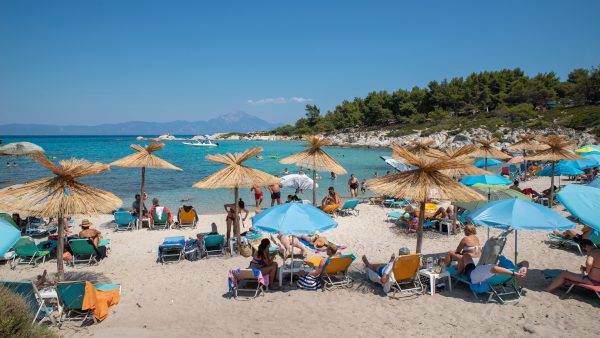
[{"xmin": 77, "ymin": 219, "xmax": 108, "ymax": 260}]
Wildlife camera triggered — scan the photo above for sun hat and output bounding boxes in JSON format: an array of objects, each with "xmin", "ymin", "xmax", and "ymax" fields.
[
  {"xmin": 399, "ymin": 247, "xmax": 410, "ymax": 255},
  {"xmin": 80, "ymin": 219, "xmax": 92, "ymax": 228},
  {"xmin": 314, "ymin": 237, "xmax": 328, "ymax": 249}
]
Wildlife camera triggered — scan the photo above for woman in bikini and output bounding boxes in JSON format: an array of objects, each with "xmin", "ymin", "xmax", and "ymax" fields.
[
  {"xmin": 249, "ymin": 238, "xmax": 278, "ymax": 288},
  {"xmin": 545, "ymin": 239, "xmax": 600, "ymax": 292},
  {"xmin": 443, "ymin": 223, "xmax": 481, "ymax": 270},
  {"xmin": 223, "ymin": 199, "xmax": 249, "ymax": 242}
]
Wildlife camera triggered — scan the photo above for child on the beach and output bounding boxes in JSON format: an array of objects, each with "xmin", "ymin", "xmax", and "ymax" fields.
[{"xmin": 360, "ymin": 179, "xmax": 367, "ymax": 194}]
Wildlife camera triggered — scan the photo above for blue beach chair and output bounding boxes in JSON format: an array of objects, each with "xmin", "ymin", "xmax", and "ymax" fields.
[
  {"xmin": 337, "ymin": 199, "xmax": 359, "ymax": 216},
  {"xmin": 158, "ymin": 236, "xmax": 186, "ymax": 264},
  {"xmin": 113, "ymin": 211, "xmax": 134, "ymax": 231},
  {"xmin": 202, "ymin": 234, "xmax": 226, "ymax": 257},
  {"xmin": 56, "ymin": 281, "xmax": 121, "ymax": 325}
]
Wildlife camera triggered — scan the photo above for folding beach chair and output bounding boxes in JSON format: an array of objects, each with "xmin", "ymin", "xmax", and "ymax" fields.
[
  {"xmin": 202, "ymin": 234, "xmax": 226, "ymax": 257},
  {"xmin": 321, "ymin": 254, "xmax": 356, "ymax": 290},
  {"xmin": 113, "ymin": 211, "xmax": 134, "ymax": 231},
  {"xmin": 150, "ymin": 207, "xmax": 171, "ymax": 230},
  {"xmin": 68, "ymin": 239, "xmax": 102, "ymax": 267},
  {"xmin": 230, "ymin": 268, "xmax": 268, "ymax": 299},
  {"xmin": 56, "ymin": 281, "xmax": 120, "ymax": 325},
  {"xmin": 177, "ymin": 206, "xmax": 198, "ymax": 229},
  {"xmin": 546, "ymin": 233, "xmax": 600, "ymax": 256},
  {"xmin": 10, "ymin": 236, "xmax": 56, "ymax": 269},
  {"xmin": 0, "ymin": 280, "xmax": 53, "ymax": 324},
  {"xmin": 336, "ymin": 199, "xmax": 360, "ymax": 216},
  {"xmin": 158, "ymin": 236, "xmax": 185, "ymax": 264},
  {"xmin": 566, "ymin": 282, "xmax": 600, "ymax": 301},
  {"xmin": 390, "ymin": 253, "xmax": 424, "ymax": 295}
]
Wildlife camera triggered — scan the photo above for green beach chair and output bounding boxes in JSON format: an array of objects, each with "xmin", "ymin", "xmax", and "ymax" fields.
[
  {"xmin": 68, "ymin": 239, "xmax": 102, "ymax": 267},
  {"xmin": 56, "ymin": 281, "xmax": 121, "ymax": 325},
  {"xmin": 10, "ymin": 236, "xmax": 56, "ymax": 269},
  {"xmin": 202, "ymin": 234, "xmax": 225, "ymax": 257},
  {"xmin": 113, "ymin": 211, "xmax": 134, "ymax": 231},
  {"xmin": 150, "ymin": 207, "xmax": 171, "ymax": 230},
  {"xmin": 0, "ymin": 280, "xmax": 53, "ymax": 324}
]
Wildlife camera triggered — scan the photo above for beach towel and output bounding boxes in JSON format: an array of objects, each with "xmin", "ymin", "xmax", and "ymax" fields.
[
  {"xmin": 298, "ymin": 238, "xmax": 346, "ymax": 253},
  {"xmin": 155, "ymin": 206, "xmax": 165, "ymax": 220},
  {"xmin": 228, "ymin": 268, "xmax": 268, "ymax": 292},
  {"xmin": 82, "ymin": 281, "xmax": 120, "ymax": 321}
]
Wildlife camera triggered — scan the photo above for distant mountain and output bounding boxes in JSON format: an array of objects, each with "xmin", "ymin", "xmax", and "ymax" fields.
[{"xmin": 0, "ymin": 111, "xmax": 282, "ymax": 136}]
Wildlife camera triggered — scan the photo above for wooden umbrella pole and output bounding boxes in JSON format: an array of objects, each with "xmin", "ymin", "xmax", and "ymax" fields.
[
  {"xmin": 56, "ymin": 212, "xmax": 64, "ymax": 278},
  {"xmin": 312, "ymin": 158, "xmax": 317, "ymax": 206},
  {"xmin": 140, "ymin": 167, "xmax": 145, "ymax": 230},
  {"xmin": 416, "ymin": 197, "xmax": 427, "ymax": 254},
  {"xmin": 549, "ymin": 161, "xmax": 555, "ymax": 208},
  {"xmin": 234, "ymin": 187, "xmax": 241, "ymax": 252}
]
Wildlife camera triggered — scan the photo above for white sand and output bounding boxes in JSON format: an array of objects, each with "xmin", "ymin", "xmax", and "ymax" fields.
[{"xmin": 1, "ymin": 176, "xmax": 598, "ymax": 338}]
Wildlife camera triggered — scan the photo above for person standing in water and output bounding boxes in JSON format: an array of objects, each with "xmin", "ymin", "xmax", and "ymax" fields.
[
  {"xmin": 348, "ymin": 174, "xmax": 359, "ymax": 198},
  {"xmin": 251, "ymin": 185, "xmax": 264, "ymax": 208}
]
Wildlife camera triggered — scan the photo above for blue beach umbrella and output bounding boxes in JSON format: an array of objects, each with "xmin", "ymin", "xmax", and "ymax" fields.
[
  {"xmin": 380, "ymin": 156, "xmax": 411, "ymax": 172},
  {"xmin": 0, "ymin": 217, "xmax": 20, "ymax": 256},
  {"xmin": 561, "ymin": 158, "xmax": 600, "ymax": 170},
  {"xmin": 467, "ymin": 198, "xmax": 575, "ymax": 261},
  {"xmin": 461, "ymin": 175, "xmax": 512, "ymax": 186},
  {"xmin": 557, "ymin": 184, "xmax": 600, "ymax": 231},
  {"xmin": 252, "ymin": 202, "xmax": 337, "ymax": 285},
  {"xmin": 536, "ymin": 162, "xmax": 584, "ymax": 177},
  {"xmin": 473, "ymin": 158, "xmax": 503, "ymax": 168},
  {"xmin": 582, "ymin": 153, "xmax": 600, "ymax": 164}
]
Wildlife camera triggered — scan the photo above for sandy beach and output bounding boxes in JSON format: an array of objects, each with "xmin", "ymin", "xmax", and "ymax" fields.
[{"xmin": 1, "ymin": 176, "xmax": 598, "ymax": 338}]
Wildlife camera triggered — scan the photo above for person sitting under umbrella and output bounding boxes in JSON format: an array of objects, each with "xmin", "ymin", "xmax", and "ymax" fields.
[
  {"xmin": 78, "ymin": 219, "xmax": 107, "ymax": 259},
  {"xmin": 456, "ymin": 252, "xmax": 528, "ymax": 281},
  {"xmin": 545, "ymin": 239, "xmax": 600, "ymax": 292},
  {"xmin": 249, "ymin": 238, "xmax": 278, "ymax": 289},
  {"xmin": 297, "ymin": 243, "xmax": 337, "ymax": 290},
  {"xmin": 276, "ymin": 234, "xmax": 308, "ymax": 258},
  {"xmin": 132, "ymin": 194, "xmax": 148, "ymax": 218},
  {"xmin": 443, "ymin": 223, "xmax": 481, "ymax": 269}
]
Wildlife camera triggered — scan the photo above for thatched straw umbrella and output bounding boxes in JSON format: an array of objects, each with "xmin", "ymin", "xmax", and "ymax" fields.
[
  {"xmin": 0, "ymin": 154, "xmax": 122, "ymax": 277},
  {"xmin": 469, "ymin": 138, "xmax": 512, "ymax": 170},
  {"xmin": 525, "ymin": 134, "xmax": 584, "ymax": 208},
  {"xmin": 403, "ymin": 138, "xmax": 445, "ymax": 160},
  {"xmin": 367, "ymin": 147, "xmax": 485, "ymax": 253},
  {"xmin": 193, "ymin": 147, "xmax": 280, "ymax": 248},
  {"xmin": 507, "ymin": 133, "xmax": 549, "ymax": 175},
  {"xmin": 0, "ymin": 142, "xmax": 45, "ymax": 156},
  {"xmin": 280, "ymin": 135, "xmax": 347, "ymax": 205},
  {"xmin": 435, "ymin": 144, "xmax": 491, "ymax": 177},
  {"xmin": 110, "ymin": 142, "xmax": 182, "ymax": 227}
]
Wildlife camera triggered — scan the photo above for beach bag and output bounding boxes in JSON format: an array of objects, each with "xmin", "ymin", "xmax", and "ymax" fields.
[
  {"xmin": 185, "ymin": 240, "xmax": 200, "ymax": 261},
  {"xmin": 297, "ymin": 275, "xmax": 321, "ymax": 291}
]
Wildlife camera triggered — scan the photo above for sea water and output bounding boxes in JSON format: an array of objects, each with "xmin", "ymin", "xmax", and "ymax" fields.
[{"xmin": 0, "ymin": 136, "xmax": 394, "ymax": 213}]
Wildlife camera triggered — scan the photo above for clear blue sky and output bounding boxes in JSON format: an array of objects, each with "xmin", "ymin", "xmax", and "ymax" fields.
[{"xmin": 1, "ymin": 0, "xmax": 599, "ymax": 125}]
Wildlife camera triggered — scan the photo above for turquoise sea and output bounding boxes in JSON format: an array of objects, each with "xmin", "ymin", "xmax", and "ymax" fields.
[{"xmin": 0, "ymin": 136, "xmax": 393, "ymax": 213}]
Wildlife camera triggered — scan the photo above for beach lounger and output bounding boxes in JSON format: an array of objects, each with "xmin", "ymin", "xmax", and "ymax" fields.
[
  {"xmin": 68, "ymin": 238, "xmax": 109, "ymax": 267},
  {"xmin": 177, "ymin": 206, "xmax": 198, "ymax": 229},
  {"xmin": 390, "ymin": 253, "xmax": 424, "ymax": 295},
  {"xmin": 321, "ymin": 254, "xmax": 355, "ymax": 290},
  {"xmin": 229, "ymin": 268, "xmax": 268, "ymax": 299},
  {"xmin": 113, "ymin": 211, "xmax": 134, "ymax": 231},
  {"xmin": 297, "ymin": 237, "xmax": 346, "ymax": 253},
  {"xmin": 566, "ymin": 281, "xmax": 600, "ymax": 300},
  {"xmin": 158, "ymin": 236, "xmax": 186, "ymax": 264},
  {"xmin": 150, "ymin": 207, "xmax": 171, "ymax": 230},
  {"xmin": 56, "ymin": 281, "xmax": 121, "ymax": 325},
  {"xmin": 10, "ymin": 236, "xmax": 56, "ymax": 269},
  {"xmin": 337, "ymin": 199, "xmax": 359, "ymax": 216},
  {"xmin": 202, "ymin": 234, "xmax": 226, "ymax": 257},
  {"xmin": 0, "ymin": 280, "xmax": 54, "ymax": 324},
  {"xmin": 383, "ymin": 199, "xmax": 412, "ymax": 208}
]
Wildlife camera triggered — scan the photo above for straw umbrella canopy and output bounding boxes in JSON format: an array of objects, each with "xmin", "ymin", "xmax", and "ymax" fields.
[
  {"xmin": 435, "ymin": 144, "xmax": 491, "ymax": 177},
  {"xmin": 110, "ymin": 142, "xmax": 182, "ymax": 227},
  {"xmin": 470, "ymin": 138, "xmax": 512, "ymax": 170},
  {"xmin": 0, "ymin": 142, "xmax": 45, "ymax": 156},
  {"xmin": 403, "ymin": 138, "xmax": 445, "ymax": 160},
  {"xmin": 193, "ymin": 147, "xmax": 280, "ymax": 248},
  {"xmin": 0, "ymin": 154, "xmax": 122, "ymax": 277},
  {"xmin": 280, "ymin": 135, "xmax": 347, "ymax": 205},
  {"xmin": 525, "ymin": 134, "xmax": 584, "ymax": 208},
  {"xmin": 507, "ymin": 133, "xmax": 549, "ymax": 174},
  {"xmin": 367, "ymin": 147, "xmax": 485, "ymax": 253}
]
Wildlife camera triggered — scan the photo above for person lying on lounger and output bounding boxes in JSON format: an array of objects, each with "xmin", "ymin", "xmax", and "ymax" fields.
[
  {"xmin": 553, "ymin": 225, "xmax": 595, "ymax": 244},
  {"xmin": 277, "ymin": 234, "xmax": 308, "ymax": 258},
  {"xmin": 249, "ymin": 238, "xmax": 278, "ymax": 289},
  {"xmin": 443, "ymin": 223, "xmax": 481, "ymax": 269},
  {"xmin": 455, "ymin": 253, "xmax": 528, "ymax": 282},
  {"xmin": 545, "ymin": 239, "xmax": 600, "ymax": 292},
  {"xmin": 431, "ymin": 205, "xmax": 454, "ymax": 220},
  {"xmin": 363, "ymin": 247, "xmax": 411, "ymax": 285}
]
